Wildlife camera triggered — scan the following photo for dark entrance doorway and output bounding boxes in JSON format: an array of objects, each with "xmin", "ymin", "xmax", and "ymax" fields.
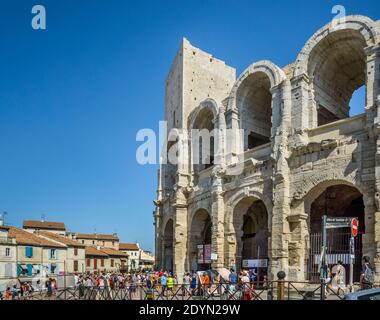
[
  {"xmin": 189, "ymin": 209, "xmax": 212, "ymax": 271},
  {"xmin": 307, "ymin": 185, "xmax": 365, "ymax": 283}
]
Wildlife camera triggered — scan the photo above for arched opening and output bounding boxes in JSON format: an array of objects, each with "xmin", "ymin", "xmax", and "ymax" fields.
[
  {"xmin": 308, "ymin": 29, "xmax": 367, "ymax": 126},
  {"xmin": 349, "ymin": 86, "xmax": 366, "ymax": 117},
  {"xmin": 163, "ymin": 219, "xmax": 174, "ymax": 272},
  {"xmin": 307, "ymin": 184, "xmax": 365, "ymax": 283},
  {"xmin": 233, "ymin": 197, "xmax": 269, "ymax": 281},
  {"xmin": 236, "ymin": 71, "xmax": 272, "ymax": 150},
  {"xmin": 188, "ymin": 209, "xmax": 212, "ymax": 271},
  {"xmin": 192, "ymin": 107, "xmax": 215, "ymax": 173}
]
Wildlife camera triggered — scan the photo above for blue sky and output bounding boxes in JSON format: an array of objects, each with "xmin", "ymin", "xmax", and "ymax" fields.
[{"xmin": 0, "ymin": 0, "xmax": 378, "ymax": 251}]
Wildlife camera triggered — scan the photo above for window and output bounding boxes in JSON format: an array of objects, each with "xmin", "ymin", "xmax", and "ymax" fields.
[
  {"xmin": 82, "ymin": 240, "xmax": 85, "ymax": 244},
  {"xmin": 74, "ymin": 247, "xmax": 78, "ymax": 256},
  {"xmin": 112, "ymin": 241, "xmax": 115, "ymax": 246},
  {"xmin": 5, "ymin": 248, "xmax": 11, "ymax": 257},
  {"xmin": 50, "ymin": 249, "xmax": 57, "ymax": 260},
  {"xmin": 86, "ymin": 258, "xmax": 90, "ymax": 267},
  {"xmin": 25, "ymin": 247, "xmax": 33, "ymax": 258},
  {"xmin": 4, "ymin": 263, "xmax": 12, "ymax": 277},
  {"xmin": 50, "ymin": 264, "xmax": 57, "ymax": 274},
  {"xmin": 92, "ymin": 240, "xmax": 95, "ymax": 245},
  {"xmin": 101, "ymin": 259, "xmax": 104, "ymax": 267},
  {"xmin": 111, "ymin": 259, "xmax": 114, "ymax": 267},
  {"xmin": 74, "ymin": 260, "xmax": 78, "ymax": 272}
]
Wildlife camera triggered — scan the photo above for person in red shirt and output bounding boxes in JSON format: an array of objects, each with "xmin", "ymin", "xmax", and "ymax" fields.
[{"xmin": 5, "ymin": 287, "xmax": 11, "ymax": 300}]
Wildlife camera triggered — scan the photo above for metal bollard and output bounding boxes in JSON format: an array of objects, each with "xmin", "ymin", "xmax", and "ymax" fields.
[{"xmin": 277, "ymin": 271, "xmax": 286, "ymax": 300}]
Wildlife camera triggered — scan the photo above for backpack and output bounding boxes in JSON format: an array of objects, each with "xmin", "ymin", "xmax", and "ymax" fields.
[{"xmin": 364, "ymin": 264, "xmax": 375, "ymax": 284}]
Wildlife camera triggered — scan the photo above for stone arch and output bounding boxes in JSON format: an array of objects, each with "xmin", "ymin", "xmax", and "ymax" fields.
[
  {"xmin": 226, "ymin": 188, "xmax": 273, "ymax": 221},
  {"xmin": 228, "ymin": 60, "xmax": 287, "ymax": 110},
  {"xmin": 187, "ymin": 208, "xmax": 212, "ymax": 271},
  {"xmin": 293, "ymin": 15, "xmax": 379, "ymax": 126},
  {"xmin": 224, "ymin": 188, "xmax": 272, "ymax": 272},
  {"xmin": 291, "ymin": 172, "xmax": 361, "ymax": 213},
  {"xmin": 294, "ymin": 15, "xmax": 378, "ymax": 77},
  {"xmin": 188, "ymin": 99, "xmax": 219, "ymax": 130},
  {"xmin": 295, "ymin": 180, "xmax": 367, "ymax": 282},
  {"xmin": 188, "ymin": 99, "xmax": 219, "ymax": 175},
  {"xmin": 227, "ymin": 61, "xmax": 287, "ymax": 150}
]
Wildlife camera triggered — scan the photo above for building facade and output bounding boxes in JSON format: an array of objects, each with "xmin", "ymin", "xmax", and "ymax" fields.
[
  {"xmin": 23, "ymin": 220, "xmax": 66, "ymax": 236},
  {"xmin": 37, "ymin": 231, "xmax": 86, "ymax": 274},
  {"xmin": 154, "ymin": 15, "xmax": 380, "ymax": 283},
  {"xmin": 8, "ymin": 227, "xmax": 67, "ymax": 278},
  {"xmin": 72, "ymin": 233, "xmax": 119, "ymax": 250},
  {"xmin": 119, "ymin": 243, "xmax": 140, "ymax": 271},
  {"xmin": 0, "ymin": 226, "xmax": 17, "ymax": 292}
]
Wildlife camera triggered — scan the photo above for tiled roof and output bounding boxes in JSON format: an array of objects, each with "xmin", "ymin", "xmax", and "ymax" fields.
[
  {"xmin": 75, "ymin": 233, "xmax": 119, "ymax": 241},
  {"xmin": 23, "ymin": 220, "xmax": 66, "ymax": 231},
  {"xmin": 100, "ymin": 247, "xmax": 128, "ymax": 257},
  {"xmin": 85, "ymin": 246, "xmax": 108, "ymax": 257},
  {"xmin": 37, "ymin": 231, "xmax": 85, "ymax": 248},
  {"xmin": 119, "ymin": 243, "xmax": 139, "ymax": 251},
  {"xmin": 8, "ymin": 227, "xmax": 66, "ymax": 248}
]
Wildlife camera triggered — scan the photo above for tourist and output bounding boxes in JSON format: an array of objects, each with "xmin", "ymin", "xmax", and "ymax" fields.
[
  {"xmin": 334, "ymin": 260, "xmax": 346, "ymax": 295},
  {"xmin": 167, "ymin": 273, "xmax": 174, "ymax": 296},
  {"xmin": 190, "ymin": 272, "xmax": 197, "ymax": 296},
  {"xmin": 160, "ymin": 272, "xmax": 167, "ymax": 296},
  {"xmin": 241, "ymin": 271, "xmax": 252, "ymax": 300},
  {"xmin": 228, "ymin": 269, "xmax": 238, "ymax": 294},
  {"xmin": 360, "ymin": 256, "xmax": 374, "ymax": 290},
  {"xmin": 5, "ymin": 287, "xmax": 11, "ymax": 300},
  {"xmin": 183, "ymin": 272, "xmax": 191, "ymax": 297},
  {"xmin": 202, "ymin": 272, "xmax": 210, "ymax": 297}
]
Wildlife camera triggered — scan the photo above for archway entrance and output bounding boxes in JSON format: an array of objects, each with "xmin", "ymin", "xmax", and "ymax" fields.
[
  {"xmin": 189, "ymin": 209, "xmax": 212, "ymax": 271},
  {"xmin": 163, "ymin": 219, "xmax": 174, "ymax": 272},
  {"xmin": 307, "ymin": 29, "xmax": 367, "ymax": 126},
  {"xmin": 307, "ymin": 185, "xmax": 365, "ymax": 283},
  {"xmin": 236, "ymin": 71, "xmax": 272, "ymax": 150},
  {"xmin": 234, "ymin": 197, "xmax": 269, "ymax": 280}
]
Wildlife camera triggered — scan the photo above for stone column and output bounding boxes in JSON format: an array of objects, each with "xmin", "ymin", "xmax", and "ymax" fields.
[
  {"xmin": 154, "ymin": 205, "xmax": 163, "ymax": 270},
  {"xmin": 211, "ymin": 174, "xmax": 225, "ymax": 269},
  {"xmin": 270, "ymin": 79, "xmax": 292, "ymax": 280},
  {"xmin": 290, "ymin": 74, "xmax": 311, "ymax": 132},
  {"xmin": 224, "ymin": 108, "xmax": 243, "ymax": 166},
  {"xmin": 173, "ymin": 187, "xmax": 188, "ymax": 277},
  {"xmin": 286, "ymin": 212, "xmax": 309, "ymax": 281}
]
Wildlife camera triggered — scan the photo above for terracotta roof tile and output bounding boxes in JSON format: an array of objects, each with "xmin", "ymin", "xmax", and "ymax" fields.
[
  {"xmin": 85, "ymin": 246, "xmax": 109, "ymax": 257},
  {"xmin": 76, "ymin": 233, "xmax": 119, "ymax": 241},
  {"xmin": 119, "ymin": 243, "xmax": 139, "ymax": 251},
  {"xmin": 100, "ymin": 247, "xmax": 128, "ymax": 257},
  {"xmin": 8, "ymin": 227, "xmax": 66, "ymax": 248},
  {"xmin": 37, "ymin": 231, "xmax": 85, "ymax": 248},
  {"xmin": 23, "ymin": 220, "xmax": 66, "ymax": 231}
]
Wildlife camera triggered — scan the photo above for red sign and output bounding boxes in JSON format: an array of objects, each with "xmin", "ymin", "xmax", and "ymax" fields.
[{"xmin": 351, "ymin": 218, "xmax": 359, "ymax": 237}]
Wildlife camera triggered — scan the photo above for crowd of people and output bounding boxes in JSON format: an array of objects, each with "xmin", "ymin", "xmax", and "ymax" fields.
[{"xmin": 0, "ymin": 256, "xmax": 376, "ymax": 300}]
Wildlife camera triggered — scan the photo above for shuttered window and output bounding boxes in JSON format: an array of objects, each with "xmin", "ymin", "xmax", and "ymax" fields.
[
  {"xmin": 4, "ymin": 263, "xmax": 13, "ymax": 277},
  {"xmin": 25, "ymin": 247, "xmax": 33, "ymax": 258}
]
